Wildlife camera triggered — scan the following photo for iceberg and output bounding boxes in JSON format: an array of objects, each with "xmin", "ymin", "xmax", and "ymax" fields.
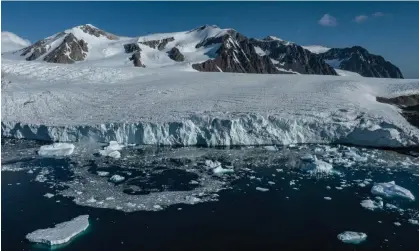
[
  {"xmin": 337, "ymin": 231, "xmax": 367, "ymax": 244},
  {"xmin": 99, "ymin": 141, "xmax": 122, "ymax": 159},
  {"xmin": 213, "ymin": 166, "xmax": 234, "ymax": 175},
  {"xmin": 371, "ymin": 181, "xmax": 415, "ymax": 201},
  {"xmin": 38, "ymin": 143, "xmax": 75, "ymax": 157},
  {"xmin": 26, "ymin": 215, "xmax": 89, "ymax": 245}
]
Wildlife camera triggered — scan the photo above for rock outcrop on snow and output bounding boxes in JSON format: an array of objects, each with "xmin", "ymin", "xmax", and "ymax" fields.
[
  {"xmin": 318, "ymin": 46, "xmax": 403, "ymax": 79},
  {"xmin": 377, "ymin": 94, "xmax": 419, "ymax": 129},
  {"xmin": 167, "ymin": 47, "xmax": 185, "ymax": 62},
  {"xmin": 43, "ymin": 33, "xmax": 88, "ymax": 63},
  {"xmin": 139, "ymin": 37, "xmax": 175, "ymax": 50}
]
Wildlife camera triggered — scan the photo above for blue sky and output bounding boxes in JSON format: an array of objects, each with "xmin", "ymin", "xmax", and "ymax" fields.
[{"xmin": 2, "ymin": 1, "xmax": 419, "ymax": 78}]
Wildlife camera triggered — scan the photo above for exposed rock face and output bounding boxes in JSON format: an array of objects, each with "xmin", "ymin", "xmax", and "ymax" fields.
[
  {"xmin": 124, "ymin": 43, "xmax": 140, "ymax": 53},
  {"xmin": 139, "ymin": 37, "xmax": 174, "ymax": 50},
  {"xmin": 79, "ymin": 24, "xmax": 119, "ymax": 40},
  {"xmin": 129, "ymin": 51, "xmax": 145, "ymax": 67},
  {"xmin": 167, "ymin": 47, "xmax": 185, "ymax": 62},
  {"xmin": 193, "ymin": 34, "xmax": 281, "ymax": 74},
  {"xmin": 21, "ymin": 38, "xmax": 52, "ymax": 61},
  {"xmin": 377, "ymin": 94, "xmax": 419, "ymax": 129},
  {"xmin": 43, "ymin": 33, "xmax": 88, "ymax": 64},
  {"xmin": 318, "ymin": 46, "xmax": 403, "ymax": 78},
  {"xmin": 250, "ymin": 39, "xmax": 337, "ymax": 75}
]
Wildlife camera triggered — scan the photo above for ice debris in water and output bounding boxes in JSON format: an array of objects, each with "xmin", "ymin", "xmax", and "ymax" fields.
[
  {"xmin": 213, "ymin": 166, "xmax": 234, "ymax": 175},
  {"xmin": 38, "ymin": 143, "xmax": 75, "ymax": 157},
  {"xmin": 204, "ymin": 160, "xmax": 221, "ymax": 169},
  {"xmin": 44, "ymin": 193, "xmax": 55, "ymax": 199},
  {"xmin": 256, "ymin": 187, "xmax": 269, "ymax": 192},
  {"xmin": 263, "ymin": 146, "xmax": 277, "ymax": 151},
  {"xmin": 304, "ymin": 155, "xmax": 333, "ymax": 174},
  {"xmin": 371, "ymin": 181, "xmax": 415, "ymax": 201},
  {"xmin": 408, "ymin": 219, "xmax": 419, "ymax": 225},
  {"xmin": 360, "ymin": 199, "xmax": 383, "ymax": 211},
  {"xmin": 324, "ymin": 197, "xmax": 332, "ymax": 200},
  {"xmin": 26, "ymin": 215, "xmax": 89, "ymax": 245},
  {"xmin": 99, "ymin": 141, "xmax": 123, "ymax": 159},
  {"xmin": 109, "ymin": 175, "xmax": 125, "ymax": 183},
  {"xmin": 97, "ymin": 171, "xmax": 110, "ymax": 177},
  {"xmin": 337, "ymin": 231, "xmax": 367, "ymax": 244}
]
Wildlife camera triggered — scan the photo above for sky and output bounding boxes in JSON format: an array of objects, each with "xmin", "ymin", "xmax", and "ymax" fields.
[{"xmin": 2, "ymin": 1, "xmax": 419, "ymax": 78}]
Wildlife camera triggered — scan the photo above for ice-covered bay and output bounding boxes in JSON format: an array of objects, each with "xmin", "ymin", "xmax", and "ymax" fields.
[{"xmin": 2, "ymin": 59, "xmax": 419, "ymax": 147}]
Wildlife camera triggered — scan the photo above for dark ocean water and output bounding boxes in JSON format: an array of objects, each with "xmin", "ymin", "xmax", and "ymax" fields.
[{"xmin": 2, "ymin": 140, "xmax": 419, "ymax": 251}]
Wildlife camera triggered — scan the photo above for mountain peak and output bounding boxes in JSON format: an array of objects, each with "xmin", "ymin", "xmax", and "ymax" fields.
[{"xmin": 263, "ymin": 36, "xmax": 283, "ymax": 41}]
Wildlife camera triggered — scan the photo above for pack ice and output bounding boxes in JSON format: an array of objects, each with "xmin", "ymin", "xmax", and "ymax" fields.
[
  {"xmin": 371, "ymin": 181, "xmax": 415, "ymax": 201},
  {"xmin": 38, "ymin": 143, "xmax": 75, "ymax": 157},
  {"xmin": 26, "ymin": 215, "xmax": 89, "ymax": 245},
  {"xmin": 337, "ymin": 231, "xmax": 367, "ymax": 244},
  {"xmin": 2, "ymin": 54, "xmax": 419, "ymax": 147}
]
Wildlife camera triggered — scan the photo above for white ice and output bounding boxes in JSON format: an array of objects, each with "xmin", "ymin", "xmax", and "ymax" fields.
[
  {"xmin": 213, "ymin": 166, "xmax": 234, "ymax": 175},
  {"xmin": 256, "ymin": 187, "xmax": 269, "ymax": 192},
  {"xmin": 44, "ymin": 193, "xmax": 55, "ymax": 199},
  {"xmin": 97, "ymin": 171, "xmax": 110, "ymax": 177},
  {"xmin": 371, "ymin": 181, "xmax": 415, "ymax": 201},
  {"xmin": 337, "ymin": 231, "xmax": 367, "ymax": 244},
  {"xmin": 38, "ymin": 143, "xmax": 75, "ymax": 157},
  {"xmin": 2, "ymin": 56, "xmax": 419, "ymax": 147},
  {"xmin": 26, "ymin": 215, "xmax": 89, "ymax": 246},
  {"xmin": 306, "ymin": 156, "xmax": 334, "ymax": 174},
  {"xmin": 109, "ymin": 175, "xmax": 125, "ymax": 183},
  {"xmin": 99, "ymin": 141, "xmax": 123, "ymax": 159},
  {"xmin": 360, "ymin": 199, "xmax": 383, "ymax": 211}
]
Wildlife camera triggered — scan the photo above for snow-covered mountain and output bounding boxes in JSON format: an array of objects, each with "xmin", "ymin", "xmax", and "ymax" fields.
[
  {"xmin": 1, "ymin": 31, "xmax": 31, "ymax": 53},
  {"xmin": 2, "ymin": 24, "xmax": 402, "ymax": 78}
]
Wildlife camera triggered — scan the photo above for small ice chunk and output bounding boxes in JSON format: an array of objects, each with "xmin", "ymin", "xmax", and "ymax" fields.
[
  {"xmin": 109, "ymin": 175, "xmax": 125, "ymax": 183},
  {"xmin": 107, "ymin": 151, "xmax": 121, "ymax": 159},
  {"xmin": 268, "ymin": 181, "xmax": 276, "ymax": 185},
  {"xmin": 306, "ymin": 156, "xmax": 333, "ymax": 174},
  {"xmin": 26, "ymin": 215, "xmax": 89, "ymax": 245},
  {"xmin": 371, "ymin": 181, "xmax": 415, "ymax": 201},
  {"xmin": 276, "ymin": 169, "xmax": 283, "ymax": 172},
  {"xmin": 189, "ymin": 180, "xmax": 199, "ymax": 185},
  {"xmin": 213, "ymin": 166, "xmax": 234, "ymax": 175},
  {"xmin": 300, "ymin": 154, "xmax": 315, "ymax": 161},
  {"xmin": 256, "ymin": 187, "xmax": 269, "ymax": 192},
  {"xmin": 360, "ymin": 199, "xmax": 383, "ymax": 211},
  {"xmin": 44, "ymin": 193, "xmax": 55, "ymax": 199},
  {"xmin": 337, "ymin": 231, "xmax": 367, "ymax": 244},
  {"xmin": 38, "ymin": 143, "xmax": 75, "ymax": 157},
  {"xmin": 290, "ymin": 180, "xmax": 296, "ymax": 186},
  {"xmin": 97, "ymin": 171, "xmax": 109, "ymax": 177},
  {"xmin": 324, "ymin": 197, "xmax": 332, "ymax": 200},
  {"xmin": 394, "ymin": 222, "xmax": 401, "ymax": 226},
  {"xmin": 153, "ymin": 205, "xmax": 163, "ymax": 210},
  {"xmin": 205, "ymin": 160, "xmax": 221, "ymax": 169},
  {"xmin": 263, "ymin": 146, "xmax": 277, "ymax": 151},
  {"xmin": 408, "ymin": 219, "xmax": 419, "ymax": 225}
]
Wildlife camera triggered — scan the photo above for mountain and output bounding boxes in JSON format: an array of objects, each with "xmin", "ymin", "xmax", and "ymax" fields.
[
  {"xmin": 317, "ymin": 46, "xmax": 403, "ymax": 79},
  {"xmin": 1, "ymin": 31, "xmax": 31, "ymax": 53},
  {"xmin": 1, "ymin": 24, "xmax": 402, "ymax": 78}
]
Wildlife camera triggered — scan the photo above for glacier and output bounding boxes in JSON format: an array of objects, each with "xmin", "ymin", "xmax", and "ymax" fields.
[
  {"xmin": 2, "ymin": 58, "xmax": 419, "ymax": 147},
  {"xmin": 26, "ymin": 215, "xmax": 89, "ymax": 245}
]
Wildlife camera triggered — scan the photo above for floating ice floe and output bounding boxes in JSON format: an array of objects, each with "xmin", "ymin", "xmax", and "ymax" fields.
[
  {"xmin": 109, "ymin": 175, "xmax": 125, "ymax": 183},
  {"xmin": 204, "ymin": 160, "xmax": 221, "ymax": 169},
  {"xmin": 337, "ymin": 231, "xmax": 367, "ymax": 244},
  {"xmin": 371, "ymin": 181, "xmax": 415, "ymax": 201},
  {"xmin": 38, "ymin": 143, "xmax": 75, "ymax": 157},
  {"xmin": 263, "ymin": 146, "xmax": 277, "ymax": 151},
  {"xmin": 324, "ymin": 197, "xmax": 332, "ymax": 200},
  {"xmin": 256, "ymin": 187, "xmax": 269, "ymax": 192},
  {"xmin": 44, "ymin": 193, "xmax": 55, "ymax": 199},
  {"xmin": 99, "ymin": 141, "xmax": 123, "ymax": 159},
  {"xmin": 97, "ymin": 171, "xmax": 110, "ymax": 177},
  {"xmin": 304, "ymin": 156, "xmax": 333, "ymax": 174},
  {"xmin": 1, "ymin": 165, "xmax": 25, "ymax": 172},
  {"xmin": 408, "ymin": 219, "xmax": 419, "ymax": 225},
  {"xmin": 26, "ymin": 215, "xmax": 89, "ymax": 246},
  {"xmin": 360, "ymin": 199, "xmax": 383, "ymax": 211},
  {"xmin": 213, "ymin": 166, "xmax": 234, "ymax": 175},
  {"xmin": 394, "ymin": 222, "xmax": 401, "ymax": 226}
]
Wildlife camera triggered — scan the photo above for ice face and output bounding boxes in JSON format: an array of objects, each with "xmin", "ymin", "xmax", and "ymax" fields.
[
  {"xmin": 38, "ymin": 143, "xmax": 75, "ymax": 157},
  {"xmin": 26, "ymin": 215, "xmax": 89, "ymax": 245},
  {"xmin": 371, "ymin": 181, "xmax": 415, "ymax": 201},
  {"xmin": 337, "ymin": 231, "xmax": 367, "ymax": 244}
]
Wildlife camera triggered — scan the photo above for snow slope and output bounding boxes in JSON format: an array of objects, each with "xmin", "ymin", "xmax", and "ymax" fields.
[
  {"xmin": 302, "ymin": 45, "xmax": 331, "ymax": 54},
  {"xmin": 1, "ymin": 31, "xmax": 31, "ymax": 53},
  {"xmin": 2, "ymin": 58, "xmax": 419, "ymax": 147}
]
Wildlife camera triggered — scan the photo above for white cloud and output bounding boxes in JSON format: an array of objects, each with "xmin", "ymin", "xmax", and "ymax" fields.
[
  {"xmin": 318, "ymin": 14, "xmax": 338, "ymax": 27},
  {"xmin": 372, "ymin": 12, "xmax": 385, "ymax": 17},
  {"xmin": 354, "ymin": 15, "xmax": 368, "ymax": 23}
]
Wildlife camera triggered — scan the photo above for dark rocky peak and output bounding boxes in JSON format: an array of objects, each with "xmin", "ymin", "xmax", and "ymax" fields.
[
  {"xmin": 262, "ymin": 36, "xmax": 285, "ymax": 42},
  {"xmin": 77, "ymin": 24, "xmax": 119, "ymax": 40},
  {"xmin": 124, "ymin": 43, "xmax": 141, "ymax": 54},
  {"xmin": 319, "ymin": 46, "xmax": 403, "ymax": 78},
  {"xmin": 188, "ymin": 24, "xmax": 220, "ymax": 33},
  {"xmin": 43, "ymin": 33, "xmax": 88, "ymax": 64}
]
